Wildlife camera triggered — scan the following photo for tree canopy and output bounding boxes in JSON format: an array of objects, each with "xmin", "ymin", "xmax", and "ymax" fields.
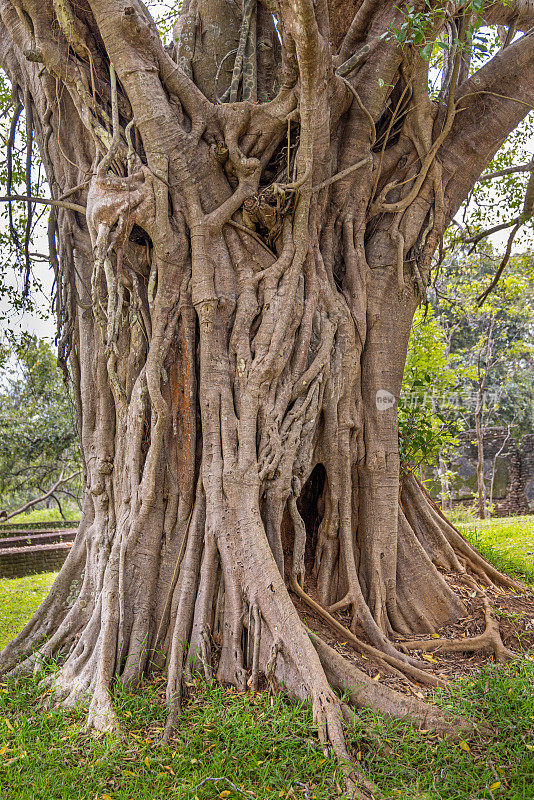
[{"xmin": 0, "ymin": 334, "xmax": 80, "ymax": 516}]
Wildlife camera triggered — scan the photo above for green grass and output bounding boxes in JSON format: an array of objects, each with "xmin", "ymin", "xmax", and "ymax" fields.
[
  {"xmin": 1, "ymin": 661, "xmax": 533, "ymax": 799},
  {"xmin": 459, "ymin": 515, "xmax": 534, "ymax": 584},
  {"xmin": 348, "ymin": 662, "xmax": 534, "ymax": 799},
  {"xmin": 1, "ymin": 506, "xmax": 81, "ymax": 526},
  {"xmin": 0, "ymin": 676, "xmax": 345, "ymax": 800},
  {"xmin": 0, "ymin": 572, "xmax": 57, "ymax": 651},
  {"xmin": 6, "ymin": 506, "xmax": 81, "ymax": 525},
  {"xmin": 0, "ymin": 516, "xmax": 533, "ymax": 799}
]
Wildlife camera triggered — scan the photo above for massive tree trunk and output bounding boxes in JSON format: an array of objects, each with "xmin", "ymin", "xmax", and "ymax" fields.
[{"xmin": 1, "ymin": 0, "xmax": 533, "ymax": 792}]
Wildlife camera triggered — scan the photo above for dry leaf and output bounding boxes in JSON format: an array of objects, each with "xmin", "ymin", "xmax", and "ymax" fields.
[
  {"xmin": 489, "ymin": 782, "xmax": 501, "ymax": 790},
  {"xmin": 459, "ymin": 740, "xmax": 470, "ymax": 752}
]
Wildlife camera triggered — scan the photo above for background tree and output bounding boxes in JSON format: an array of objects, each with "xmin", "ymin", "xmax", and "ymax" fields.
[
  {"xmin": 399, "ymin": 306, "xmax": 471, "ymax": 470},
  {"xmin": 433, "ymin": 250, "xmax": 534, "ymax": 516},
  {"xmin": 0, "ymin": 334, "xmax": 80, "ymax": 519},
  {"xmin": 0, "ymin": 1, "xmax": 533, "ymax": 794}
]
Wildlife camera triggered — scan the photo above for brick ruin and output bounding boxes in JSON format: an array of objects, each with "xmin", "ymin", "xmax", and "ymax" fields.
[{"xmin": 429, "ymin": 428, "xmax": 534, "ymax": 516}]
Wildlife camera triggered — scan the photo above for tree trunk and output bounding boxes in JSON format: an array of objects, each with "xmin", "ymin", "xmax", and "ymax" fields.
[
  {"xmin": 0, "ymin": 0, "xmax": 532, "ymax": 788},
  {"xmin": 439, "ymin": 456, "xmax": 452, "ymax": 513},
  {"xmin": 475, "ymin": 391, "xmax": 488, "ymax": 520}
]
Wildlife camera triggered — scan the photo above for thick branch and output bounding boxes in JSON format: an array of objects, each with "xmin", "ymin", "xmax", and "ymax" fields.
[
  {"xmin": 483, "ymin": 0, "xmax": 534, "ymax": 30},
  {"xmin": 440, "ymin": 28, "xmax": 534, "ymax": 223}
]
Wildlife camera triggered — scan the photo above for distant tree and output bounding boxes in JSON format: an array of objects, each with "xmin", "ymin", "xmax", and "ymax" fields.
[
  {"xmin": 399, "ymin": 306, "xmax": 473, "ymax": 509},
  {"xmin": 433, "ymin": 252, "xmax": 534, "ymax": 517},
  {"xmin": 0, "ymin": 335, "xmax": 80, "ymax": 518}
]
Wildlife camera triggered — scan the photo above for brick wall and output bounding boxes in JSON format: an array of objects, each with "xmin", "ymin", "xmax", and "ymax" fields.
[
  {"xmin": 0, "ymin": 519, "xmax": 79, "ymax": 535},
  {"xmin": 0, "ymin": 543, "xmax": 71, "ymax": 579},
  {"xmin": 428, "ymin": 428, "xmax": 533, "ymax": 516}
]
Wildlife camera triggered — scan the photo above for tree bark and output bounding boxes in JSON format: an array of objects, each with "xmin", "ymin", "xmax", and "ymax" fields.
[
  {"xmin": 475, "ymin": 389, "xmax": 487, "ymax": 520},
  {"xmin": 0, "ymin": 0, "xmax": 532, "ymax": 788}
]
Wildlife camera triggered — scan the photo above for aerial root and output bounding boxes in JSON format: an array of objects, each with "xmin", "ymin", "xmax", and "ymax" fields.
[{"xmin": 248, "ymin": 603, "xmax": 261, "ymax": 692}]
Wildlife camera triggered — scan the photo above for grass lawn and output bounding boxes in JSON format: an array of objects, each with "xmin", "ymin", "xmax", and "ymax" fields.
[
  {"xmin": 0, "ymin": 515, "xmax": 533, "ymax": 799},
  {"xmin": 0, "ymin": 572, "xmax": 57, "ymax": 651},
  {"xmin": 0, "ymin": 506, "xmax": 81, "ymax": 526},
  {"xmin": 459, "ymin": 515, "xmax": 534, "ymax": 584}
]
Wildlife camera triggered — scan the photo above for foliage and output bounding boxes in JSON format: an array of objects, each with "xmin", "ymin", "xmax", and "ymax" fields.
[
  {"xmin": 399, "ymin": 306, "xmax": 472, "ymax": 468},
  {"xmin": 400, "ymin": 251, "xmax": 534, "ymax": 476},
  {"xmin": 0, "ymin": 334, "xmax": 80, "ymax": 513},
  {"xmin": 447, "ymin": 113, "xmax": 534, "ymax": 253},
  {"xmin": 435, "ymin": 251, "xmax": 534, "ymax": 437}
]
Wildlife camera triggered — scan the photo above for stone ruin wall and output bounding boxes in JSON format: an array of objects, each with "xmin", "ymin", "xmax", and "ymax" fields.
[{"xmin": 429, "ymin": 428, "xmax": 534, "ymax": 517}]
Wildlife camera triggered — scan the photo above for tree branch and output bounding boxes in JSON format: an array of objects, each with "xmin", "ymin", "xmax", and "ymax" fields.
[
  {"xmin": 480, "ymin": 157, "xmax": 534, "ymax": 182},
  {"xmin": 0, "ymin": 195, "xmax": 86, "ymax": 213},
  {"xmin": 0, "ymin": 470, "xmax": 82, "ymax": 522},
  {"xmin": 476, "ymin": 222, "xmax": 521, "ymax": 305},
  {"xmin": 439, "ymin": 28, "xmax": 534, "ymax": 224}
]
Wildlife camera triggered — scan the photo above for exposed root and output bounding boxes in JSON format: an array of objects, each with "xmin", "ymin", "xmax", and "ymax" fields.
[
  {"xmin": 311, "ymin": 635, "xmax": 480, "ymax": 739},
  {"xmin": 403, "ymin": 473, "xmax": 526, "ymax": 594},
  {"xmin": 402, "ymin": 596, "xmax": 516, "ymax": 663},
  {"xmin": 87, "ymin": 685, "xmax": 119, "ymax": 733},
  {"xmin": 290, "ymin": 576, "xmax": 444, "ymax": 687},
  {"xmin": 312, "ymin": 686, "xmax": 383, "ymax": 799}
]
